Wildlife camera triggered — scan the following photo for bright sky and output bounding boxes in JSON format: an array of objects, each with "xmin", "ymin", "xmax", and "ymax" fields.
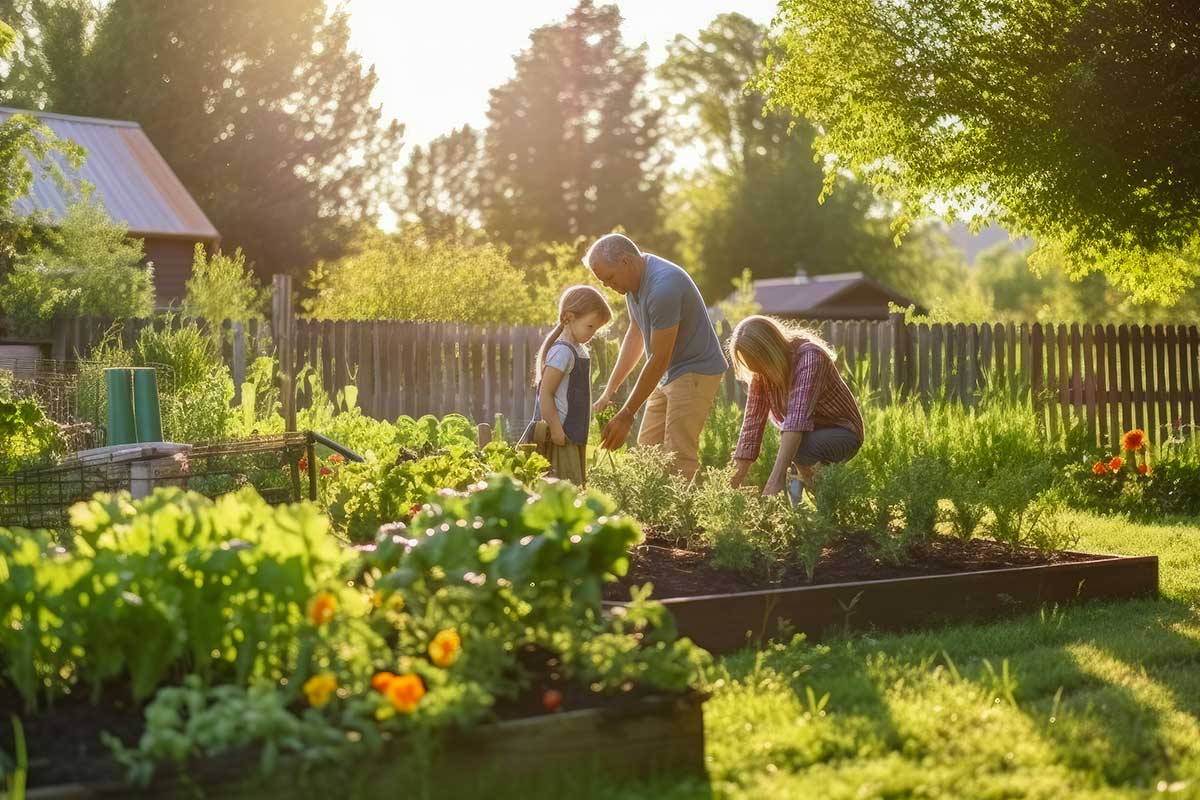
[{"xmin": 341, "ymin": 0, "xmax": 781, "ymax": 150}]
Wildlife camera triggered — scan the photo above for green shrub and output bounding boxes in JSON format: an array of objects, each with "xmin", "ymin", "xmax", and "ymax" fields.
[
  {"xmin": 0, "ymin": 200, "xmax": 153, "ymax": 338},
  {"xmin": 0, "ymin": 396, "xmax": 62, "ymax": 473},
  {"xmin": 183, "ymin": 244, "xmax": 264, "ymax": 324},
  {"xmin": 135, "ymin": 322, "xmax": 235, "ymax": 443},
  {"xmin": 589, "ymin": 447, "xmax": 696, "ymax": 538}
]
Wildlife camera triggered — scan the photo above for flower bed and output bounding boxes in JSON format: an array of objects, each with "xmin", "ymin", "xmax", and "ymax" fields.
[{"xmin": 0, "ymin": 477, "xmax": 707, "ymax": 793}]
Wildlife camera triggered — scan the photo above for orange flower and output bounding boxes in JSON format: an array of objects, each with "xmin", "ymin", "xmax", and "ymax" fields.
[
  {"xmin": 1092, "ymin": 461, "xmax": 1108, "ymax": 475},
  {"xmin": 1121, "ymin": 429, "xmax": 1147, "ymax": 452},
  {"xmin": 1109, "ymin": 456, "xmax": 1125, "ymax": 472},
  {"xmin": 320, "ymin": 466, "xmax": 333, "ymax": 477},
  {"xmin": 1138, "ymin": 463, "xmax": 1151, "ymax": 476},
  {"xmin": 329, "ymin": 453, "xmax": 345, "ymax": 464},
  {"xmin": 371, "ymin": 671, "xmax": 396, "ymax": 692},
  {"xmin": 303, "ymin": 673, "xmax": 337, "ymax": 707},
  {"xmin": 384, "ymin": 673, "xmax": 425, "ymax": 713},
  {"xmin": 308, "ymin": 592, "xmax": 337, "ymax": 625},
  {"xmin": 428, "ymin": 629, "xmax": 461, "ymax": 668}
]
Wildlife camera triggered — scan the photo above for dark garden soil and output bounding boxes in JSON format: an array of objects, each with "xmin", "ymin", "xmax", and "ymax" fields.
[{"xmin": 603, "ymin": 533, "xmax": 1106, "ymax": 601}]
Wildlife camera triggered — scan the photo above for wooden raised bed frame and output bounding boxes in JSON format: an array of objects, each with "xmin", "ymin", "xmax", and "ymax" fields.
[
  {"xmin": 611, "ymin": 553, "xmax": 1159, "ymax": 655},
  {"xmin": 24, "ymin": 692, "xmax": 707, "ymax": 799}
]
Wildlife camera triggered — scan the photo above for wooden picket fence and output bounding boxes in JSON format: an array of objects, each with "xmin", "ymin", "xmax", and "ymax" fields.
[{"xmin": 35, "ymin": 311, "xmax": 1200, "ymax": 449}]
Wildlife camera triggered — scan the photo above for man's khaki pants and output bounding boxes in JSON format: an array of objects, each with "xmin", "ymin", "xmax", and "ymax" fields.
[{"xmin": 637, "ymin": 372, "xmax": 724, "ymax": 480}]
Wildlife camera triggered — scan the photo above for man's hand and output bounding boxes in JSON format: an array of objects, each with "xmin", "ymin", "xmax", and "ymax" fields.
[
  {"xmin": 600, "ymin": 407, "xmax": 635, "ymax": 450},
  {"xmin": 762, "ymin": 475, "xmax": 786, "ymax": 497},
  {"xmin": 730, "ymin": 458, "xmax": 753, "ymax": 489},
  {"xmin": 593, "ymin": 393, "xmax": 614, "ymax": 415}
]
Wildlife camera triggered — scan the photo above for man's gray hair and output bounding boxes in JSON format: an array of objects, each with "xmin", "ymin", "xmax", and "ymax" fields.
[{"xmin": 584, "ymin": 233, "xmax": 641, "ymax": 269}]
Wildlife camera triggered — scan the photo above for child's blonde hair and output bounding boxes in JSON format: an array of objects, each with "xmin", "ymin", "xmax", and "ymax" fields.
[
  {"xmin": 535, "ymin": 285, "xmax": 613, "ymax": 381},
  {"xmin": 727, "ymin": 315, "xmax": 836, "ymax": 390}
]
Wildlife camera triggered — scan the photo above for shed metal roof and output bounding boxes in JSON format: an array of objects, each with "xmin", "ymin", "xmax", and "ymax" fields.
[
  {"xmin": 746, "ymin": 272, "xmax": 918, "ymax": 315},
  {"xmin": 0, "ymin": 106, "xmax": 219, "ymax": 242}
]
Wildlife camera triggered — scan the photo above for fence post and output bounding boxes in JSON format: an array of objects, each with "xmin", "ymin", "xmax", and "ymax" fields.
[
  {"xmin": 272, "ymin": 274, "xmax": 296, "ymax": 432},
  {"xmin": 888, "ymin": 312, "xmax": 908, "ymax": 399}
]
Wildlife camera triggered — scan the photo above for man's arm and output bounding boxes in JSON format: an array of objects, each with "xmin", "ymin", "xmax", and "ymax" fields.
[
  {"xmin": 594, "ymin": 321, "xmax": 644, "ymax": 412},
  {"xmin": 600, "ymin": 324, "xmax": 679, "ymax": 450}
]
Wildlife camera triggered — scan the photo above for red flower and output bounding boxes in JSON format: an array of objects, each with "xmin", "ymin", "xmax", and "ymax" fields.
[
  {"xmin": 320, "ymin": 466, "xmax": 333, "ymax": 477},
  {"xmin": 1109, "ymin": 456, "xmax": 1125, "ymax": 472},
  {"xmin": 298, "ymin": 456, "xmax": 309, "ymax": 472},
  {"xmin": 1121, "ymin": 429, "xmax": 1147, "ymax": 452},
  {"xmin": 408, "ymin": 503, "xmax": 422, "ymax": 518},
  {"xmin": 1092, "ymin": 461, "xmax": 1108, "ymax": 475},
  {"xmin": 1138, "ymin": 463, "xmax": 1151, "ymax": 476},
  {"xmin": 329, "ymin": 453, "xmax": 345, "ymax": 464}
]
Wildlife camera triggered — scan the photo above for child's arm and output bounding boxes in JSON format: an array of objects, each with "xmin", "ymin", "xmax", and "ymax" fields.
[{"xmin": 539, "ymin": 366, "xmax": 568, "ymax": 446}]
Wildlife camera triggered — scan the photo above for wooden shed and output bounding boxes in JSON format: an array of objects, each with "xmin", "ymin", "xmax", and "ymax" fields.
[
  {"xmin": 0, "ymin": 106, "xmax": 220, "ymax": 307},
  {"xmin": 732, "ymin": 271, "xmax": 923, "ymax": 321}
]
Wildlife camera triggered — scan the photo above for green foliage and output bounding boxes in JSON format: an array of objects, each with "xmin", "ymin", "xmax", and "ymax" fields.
[
  {"xmin": 134, "ymin": 322, "xmax": 235, "ymax": 443},
  {"xmin": 304, "ymin": 227, "xmax": 545, "ymax": 324},
  {"xmin": 0, "ymin": 110, "xmax": 85, "ymax": 261},
  {"xmin": 0, "ymin": 200, "xmax": 152, "ymax": 337},
  {"xmin": 697, "ymin": 399, "xmax": 779, "ymax": 486},
  {"xmin": 398, "ymin": 125, "xmax": 483, "ymax": 241},
  {"xmin": 183, "ymin": 244, "xmax": 264, "ymax": 324},
  {"xmin": 659, "ymin": 13, "xmax": 969, "ymax": 303},
  {"xmin": 2, "ymin": 1, "xmax": 404, "ymax": 278},
  {"xmin": 588, "ymin": 446, "xmax": 696, "ymax": 538},
  {"xmin": 0, "ymin": 488, "xmax": 356, "ymax": 710},
  {"xmin": 478, "ymin": 1, "xmax": 670, "ymax": 256},
  {"xmin": 760, "ymin": 0, "xmax": 1200, "ymax": 304},
  {"xmin": 0, "ymin": 397, "xmax": 61, "ymax": 474}
]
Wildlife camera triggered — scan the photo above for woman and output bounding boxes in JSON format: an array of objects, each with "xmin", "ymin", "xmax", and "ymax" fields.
[{"xmin": 728, "ymin": 315, "xmax": 865, "ymax": 497}]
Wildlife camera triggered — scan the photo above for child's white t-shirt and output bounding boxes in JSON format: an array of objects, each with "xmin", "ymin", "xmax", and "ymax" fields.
[{"xmin": 543, "ymin": 337, "xmax": 588, "ymax": 422}]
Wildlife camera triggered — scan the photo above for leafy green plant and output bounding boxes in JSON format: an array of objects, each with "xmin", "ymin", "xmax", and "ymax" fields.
[
  {"xmin": 0, "ymin": 397, "xmax": 61, "ymax": 474},
  {"xmin": 183, "ymin": 244, "xmax": 264, "ymax": 325},
  {"xmin": 589, "ymin": 446, "xmax": 696, "ymax": 538}
]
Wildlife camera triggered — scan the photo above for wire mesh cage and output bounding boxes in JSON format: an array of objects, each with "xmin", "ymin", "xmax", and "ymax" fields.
[
  {"xmin": 0, "ymin": 356, "xmax": 177, "ymax": 456},
  {"xmin": 0, "ymin": 433, "xmax": 316, "ymax": 530}
]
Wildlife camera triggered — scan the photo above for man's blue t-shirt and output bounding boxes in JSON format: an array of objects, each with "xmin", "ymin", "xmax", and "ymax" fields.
[{"xmin": 625, "ymin": 254, "xmax": 728, "ymax": 385}]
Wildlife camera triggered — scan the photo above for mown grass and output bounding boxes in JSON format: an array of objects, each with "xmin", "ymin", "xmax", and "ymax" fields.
[{"xmin": 493, "ymin": 510, "xmax": 1200, "ymax": 800}]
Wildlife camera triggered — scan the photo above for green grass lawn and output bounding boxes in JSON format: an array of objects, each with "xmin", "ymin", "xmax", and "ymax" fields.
[{"xmin": 510, "ymin": 511, "xmax": 1200, "ymax": 800}]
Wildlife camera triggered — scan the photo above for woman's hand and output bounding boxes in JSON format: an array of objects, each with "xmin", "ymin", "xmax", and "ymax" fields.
[
  {"xmin": 549, "ymin": 425, "xmax": 567, "ymax": 447},
  {"xmin": 730, "ymin": 459, "xmax": 753, "ymax": 489}
]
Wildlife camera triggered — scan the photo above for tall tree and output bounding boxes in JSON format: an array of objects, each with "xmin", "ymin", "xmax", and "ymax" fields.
[
  {"xmin": 480, "ymin": 0, "xmax": 669, "ymax": 255},
  {"xmin": 759, "ymin": 0, "xmax": 1200, "ymax": 304},
  {"xmin": 660, "ymin": 13, "xmax": 966, "ymax": 302},
  {"xmin": 399, "ymin": 124, "xmax": 484, "ymax": 242},
  {"xmin": 0, "ymin": 0, "xmax": 404, "ymax": 278}
]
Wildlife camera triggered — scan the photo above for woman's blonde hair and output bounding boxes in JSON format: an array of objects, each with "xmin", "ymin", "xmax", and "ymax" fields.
[
  {"xmin": 534, "ymin": 285, "xmax": 613, "ymax": 382},
  {"xmin": 727, "ymin": 315, "xmax": 836, "ymax": 389}
]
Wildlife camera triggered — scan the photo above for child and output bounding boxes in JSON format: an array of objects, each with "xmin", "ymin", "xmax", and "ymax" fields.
[{"xmin": 521, "ymin": 285, "xmax": 613, "ymax": 485}]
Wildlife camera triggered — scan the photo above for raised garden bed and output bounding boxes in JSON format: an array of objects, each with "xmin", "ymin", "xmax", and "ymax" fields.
[
  {"xmin": 604, "ymin": 535, "xmax": 1159, "ymax": 654},
  {"xmin": 10, "ymin": 691, "xmax": 707, "ymax": 799}
]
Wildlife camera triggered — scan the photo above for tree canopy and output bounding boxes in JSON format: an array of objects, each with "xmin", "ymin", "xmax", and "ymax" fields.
[
  {"xmin": 1, "ymin": 0, "xmax": 404, "ymax": 278},
  {"xmin": 660, "ymin": 13, "xmax": 966, "ymax": 303},
  {"xmin": 759, "ymin": 0, "xmax": 1200, "ymax": 303},
  {"xmin": 478, "ymin": 0, "xmax": 670, "ymax": 256}
]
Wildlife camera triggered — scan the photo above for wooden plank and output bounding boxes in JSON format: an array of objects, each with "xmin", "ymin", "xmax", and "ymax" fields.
[
  {"xmin": 1019, "ymin": 323, "xmax": 1031, "ymax": 403},
  {"xmin": 958, "ymin": 324, "xmax": 972, "ymax": 407},
  {"xmin": 905, "ymin": 323, "xmax": 918, "ymax": 397},
  {"xmin": 1068, "ymin": 323, "xmax": 1082, "ymax": 435},
  {"xmin": 639, "ymin": 555, "xmax": 1159, "ymax": 655},
  {"xmin": 1056, "ymin": 325, "xmax": 1070, "ymax": 430},
  {"xmin": 1104, "ymin": 324, "xmax": 1120, "ymax": 449},
  {"xmin": 1166, "ymin": 325, "xmax": 1181, "ymax": 432},
  {"xmin": 454, "ymin": 324, "xmax": 469, "ymax": 418},
  {"xmin": 978, "ymin": 323, "xmax": 992, "ymax": 397},
  {"xmin": 917, "ymin": 324, "xmax": 930, "ymax": 403},
  {"xmin": 1030, "ymin": 324, "xmax": 1045, "ymax": 431},
  {"xmin": 1130, "ymin": 325, "xmax": 1146, "ymax": 434},
  {"xmin": 1185, "ymin": 326, "xmax": 1195, "ymax": 431},
  {"xmin": 929, "ymin": 323, "xmax": 943, "ymax": 401},
  {"xmin": 990, "ymin": 323, "xmax": 1004, "ymax": 397},
  {"xmin": 868, "ymin": 321, "xmax": 882, "ymax": 399},
  {"xmin": 1082, "ymin": 324, "xmax": 1098, "ymax": 445},
  {"xmin": 1117, "ymin": 325, "xmax": 1133, "ymax": 437},
  {"xmin": 1044, "ymin": 324, "xmax": 1060, "ymax": 441},
  {"xmin": 1153, "ymin": 324, "xmax": 1169, "ymax": 443}
]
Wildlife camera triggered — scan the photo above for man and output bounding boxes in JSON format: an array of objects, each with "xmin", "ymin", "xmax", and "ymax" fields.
[{"xmin": 587, "ymin": 233, "xmax": 728, "ymax": 480}]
